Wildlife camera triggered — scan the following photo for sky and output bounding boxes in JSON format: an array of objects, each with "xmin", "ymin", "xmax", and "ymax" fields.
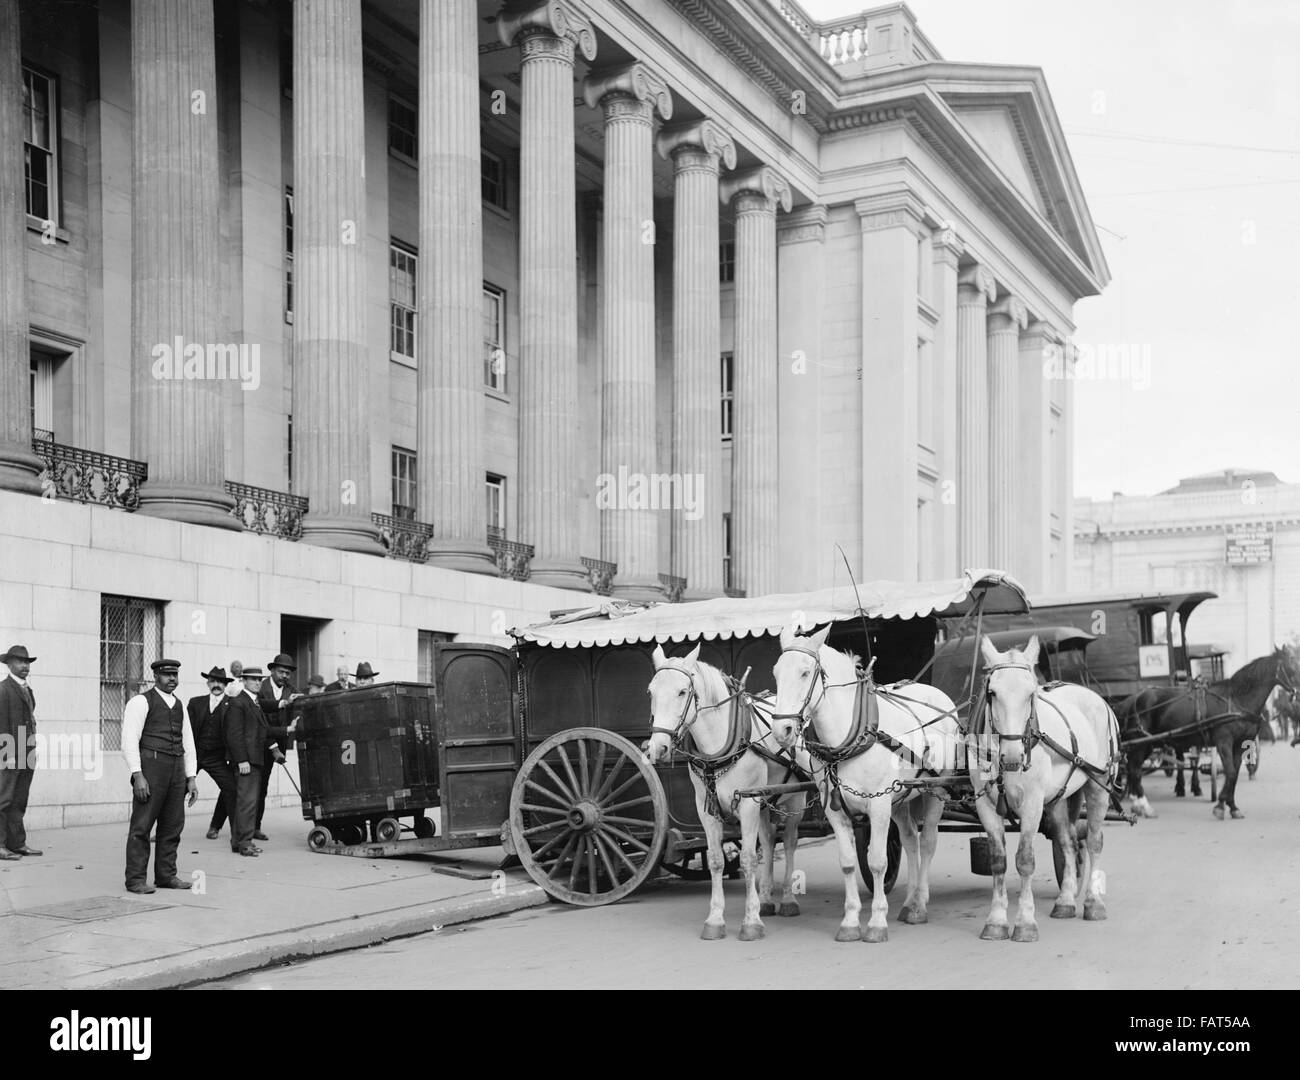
[{"xmin": 800, "ymin": 0, "xmax": 1300, "ymax": 500}]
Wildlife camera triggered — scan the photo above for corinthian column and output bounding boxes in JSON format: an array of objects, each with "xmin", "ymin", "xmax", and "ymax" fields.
[
  {"xmin": 0, "ymin": 0, "xmax": 41, "ymax": 494},
  {"xmin": 987, "ymin": 294, "xmax": 1028, "ymax": 571},
  {"xmin": 583, "ymin": 63, "xmax": 673, "ymax": 600},
  {"xmin": 292, "ymin": 0, "xmax": 381, "ymax": 552},
  {"xmin": 419, "ymin": 0, "xmax": 494, "ymax": 573},
  {"xmin": 720, "ymin": 166, "xmax": 791, "ymax": 598},
  {"xmin": 499, "ymin": 1, "xmax": 596, "ymax": 589},
  {"xmin": 956, "ymin": 265, "xmax": 995, "ymax": 568},
  {"xmin": 657, "ymin": 121, "xmax": 735, "ymax": 599},
  {"xmin": 131, "ymin": 0, "xmax": 236, "ymax": 527}
]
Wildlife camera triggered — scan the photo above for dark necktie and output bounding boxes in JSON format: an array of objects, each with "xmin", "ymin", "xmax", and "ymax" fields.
[{"xmin": 23, "ymin": 684, "xmax": 34, "ymax": 711}]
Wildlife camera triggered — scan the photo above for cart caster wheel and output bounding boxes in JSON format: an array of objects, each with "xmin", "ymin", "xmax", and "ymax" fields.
[
  {"xmin": 414, "ymin": 815, "xmax": 435, "ymax": 840},
  {"xmin": 307, "ymin": 826, "xmax": 330, "ymax": 851},
  {"xmin": 374, "ymin": 817, "xmax": 401, "ymax": 843}
]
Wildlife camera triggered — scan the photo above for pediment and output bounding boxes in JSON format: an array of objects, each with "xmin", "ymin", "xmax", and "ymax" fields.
[{"xmin": 946, "ymin": 103, "xmax": 1049, "ymax": 218}]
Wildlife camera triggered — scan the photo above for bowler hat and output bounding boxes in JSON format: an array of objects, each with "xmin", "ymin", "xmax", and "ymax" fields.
[
  {"xmin": 0, "ymin": 645, "xmax": 36, "ymax": 663},
  {"xmin": 308, "ymin": 674, "xmax": 326, "ymax": 688},
  {"xmin": 269, "ymin": 653, "xmax": 298, "ymax": 671},
  {"xmin": 201, "ymin": 666, "xmax": 233, "ymax": 683},
  {"xmin": 354, "ymin": 662, "xmax": 379, "ymax": 679},
  {"xmin": 241, "ymin": 666, "xmax": 265, "ymax": 679},
  {"xmin": 151, "ymin": 659, "xmax": 181, "ymax": 673}
]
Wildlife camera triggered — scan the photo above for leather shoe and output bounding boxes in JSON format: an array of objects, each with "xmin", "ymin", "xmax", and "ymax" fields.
[
  {"xmin": 126, "ymin": 883, "xmax": 156, "ymax": 894},
  {"xmin": 8, "ymin": 846, "xmax": 41, "ymax": 856},
  {"xmin": 205, "ymin": 828, "xmax": 220, "ymax": 840},
  {"xmin": 238, "ymin": 845, "xmax": 261, "ymax": 857},
  {"xmin": 0, "ymin": 850, "xmax": 21, "ymax": 861},
  {"xmin": 252, "ymin": 830, "xmax": 269, "ymax": 841},
  {"xmin": 155, "ymin": 877, "xmax": 192, "ymax": 890}
]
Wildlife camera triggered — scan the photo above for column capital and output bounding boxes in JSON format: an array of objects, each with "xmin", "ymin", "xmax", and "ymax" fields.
[
  {"xmin": 656, "ymin": 119, "xmax": 736, "ymax": 170},
  {"xmin": 958, "ymin": 264, "xmax": 996, "ymax": 304},
  {"xmin": 854, "ymin": 190, "xmax": 926, "ymax": 235},
  {"xmin": 777, "ymin": 203, "xmax": 828, "ymax": 245},
  {"xmin": 498, "ymin": 0, "xmax": 597, "ymax": 61},
  {"xmin": 720, "ymin": 166, "xmax": 792, "ymax": 213},
  {"xmin": 931, "ymin": 223, "xmax": 963, "ymax": 266},
  {"xmin": 582, "ymin": 62, "xmax": 672, "ymax": 121},
  {"xmin": 989, "ymin": 295, "xmax": 1029, "ymax": 332},
  {"xmin": 1020, "ymin": 319, "xmax": 1063, "ymax": 348}
]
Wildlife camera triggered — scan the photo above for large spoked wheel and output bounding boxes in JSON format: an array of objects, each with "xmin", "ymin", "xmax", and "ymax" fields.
[
  {"xmin": 510, "ymin": 728, "xmax": 668, "ymax": 906},
  {"xmin": 857, "ymin": 819, "xmax": 902, "ymax": 896}
]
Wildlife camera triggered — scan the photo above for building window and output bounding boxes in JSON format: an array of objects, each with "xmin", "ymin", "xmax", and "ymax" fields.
[
  {"xmin": 483, "ymin": 284, "xmax": 506, "ymax": 391},
  {"xmin": 22, "ymin": 66, "xmax": 58, "ymax": 225},
  {"xmin": 482, "ymin": 149, "xmax": 507, "ymax": 210},
  {"xmin": 1049, "ymin": 405, "xmax": 1062, "ymax": 516},
  {"xmin": 30, "ymin": 352, "xmax": 54, "ymax": 439},
  {"xmin": 390, "ymin": 243, "xmax": 417, "ymax": 364},
  {"xmin": 100, "ymin": 595, "xmax": 164, "ymax": 752},
  {"xmin": 283, "ymin": 187, "xmax": 294, "ymax": 322},
  {"xmin": 723, "ymin": 512, "xmax": 733, "ymax": 590},
  {"xmin": 388, "ymin": 94, "xmax": 417, "ymax": 162},
  {"xmin": 916, "ymin": 339, "xmax": 933, "ymax": 449},
  {"xmin": 719, "ymin": 240, "xmax": 735, "ymax": 283},
  {"xmin": 418, "ymin": 629, "xmax": 454, "ymax": 683},
  {"xmin": 720, "ymin": 352, "xmax": 734, "ymax": 441},
  {"xmin": 391, "ymin": 446, "xmax": 417, "ymax": 521},
  {"xmin": 286, "ymin": 414, "xmax": 293, "ymax": 494},
  {"xmin": 486, "ymin": 473, "xmax": 505, "ymax": 539}
]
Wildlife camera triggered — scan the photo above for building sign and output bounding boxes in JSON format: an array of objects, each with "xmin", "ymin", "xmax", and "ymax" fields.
[
  {"xmin": 1225, "ymin": 525, "xmax": 1273, "ymax": 565},
  {"xmin": 1138, "ymin": 644, "xmax": 1171, "ymax": 678}
]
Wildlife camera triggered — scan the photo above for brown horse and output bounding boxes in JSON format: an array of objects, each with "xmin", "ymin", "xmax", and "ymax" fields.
[{"xmin": 1121, "ymin": 645, "xmax": 1299, "ymax": 819}]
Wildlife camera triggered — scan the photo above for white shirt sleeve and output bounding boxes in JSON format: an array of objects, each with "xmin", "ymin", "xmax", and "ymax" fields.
[
  {"xmin": 122, "ymin": 694, "xmax": 149, "ymax": 776},
  {"xmin": 182, "ymin": 703, "xmax": 197, "ymax": 779}
]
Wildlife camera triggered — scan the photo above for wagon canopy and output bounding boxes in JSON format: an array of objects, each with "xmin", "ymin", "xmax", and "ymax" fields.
[{"xmin": 512, "ymin": 569, "xmax": 1029, "ymax": 649}]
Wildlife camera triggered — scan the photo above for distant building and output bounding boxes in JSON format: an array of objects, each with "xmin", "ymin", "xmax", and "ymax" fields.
[{"xmin": 1073, "ymin": 469, "xmax": 1300, "ymax": 674}]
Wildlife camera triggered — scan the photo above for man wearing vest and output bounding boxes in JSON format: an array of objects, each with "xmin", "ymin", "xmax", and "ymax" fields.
[
  {"xmin": 188, "ymin": 667, "xmax": 237, "ymax": 844},
  {"xmin": 122, "ymin": 659, "xmax": 198, "ymax": 894},
  {"xmin": 0, "ymin": 645, "xmax": 41, "ymax": 859}
]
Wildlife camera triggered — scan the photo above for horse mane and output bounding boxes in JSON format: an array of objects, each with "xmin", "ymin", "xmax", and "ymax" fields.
[
  {"xmin": 660, "ymin": 654, "xmax": 729, "ymax": 703},
  {"xmin": 1227, "ymin": 652, "xmax": 1281, "ymax": 695}
]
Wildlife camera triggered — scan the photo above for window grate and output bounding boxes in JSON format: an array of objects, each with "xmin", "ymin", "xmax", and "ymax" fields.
[{"xmin": 99, "ymin": 595, "xmax": 163, "ymax": 752}]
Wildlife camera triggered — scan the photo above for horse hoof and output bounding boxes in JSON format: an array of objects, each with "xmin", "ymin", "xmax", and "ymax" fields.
[
  {"xmin": 1011, "ymin": 924, "xmax": 1039, "ymax": 943},
  {"xmin": 863, "ymin": 925, "xmax": 888, "ymax": 944},
  {"xmin": 1050, "ymin": 903, "xmax": 1076, "ymax": 919},
  {"xmin": 1083, "ymin": 902, "xmax": 1107, "ymax": 922},
  {"xmin": 1212, "ymin": 805, "xmax": 1225, "ymax": 820},
  {"xmin": 700, "ymin": 923, "xmax": 726, "ymax": 941},
  {"xmin": 739, "ymin": 922, "xmax": 765, "ymax": 942},
  {"xmin": 777, "ymin": 902, "xmax": 800, "ymax": 917},
  {"xmin": 759, "ymin": 902, "xmax": 776, "ymax": 917},
  {"xmin": 834, "ymin": 924, "xmax": 862, "ymax": 943},
  {"xmin": 1230, "ymin": 809, "xmax": 1245, "ymax": 819},
  {"xmin": 980, "ymin": 923, "xmax": 1010, "ymax": 941},
  {"xmin": 898, "ymin": 906, "xmax": 928, "ymax": 925}
]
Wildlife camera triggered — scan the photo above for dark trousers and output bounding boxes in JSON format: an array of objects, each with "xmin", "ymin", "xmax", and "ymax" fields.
[
  {"xmin": 0, "ymin": 761, "xmax": 35, "ymax": 852},
  {"xmin": 233, "ymin": 764, "xmax": 262, "ymax": 850},
  {"xmin": 256, "ymin": 746, "xmax": 277, "ymax": 829},
  {"xmin": 199, "ymin": 756, "xmax": 237, "ymax": 836},
  {"xmin": 125, "ymin": 751, "xmax": 186, "ymax": 887}
]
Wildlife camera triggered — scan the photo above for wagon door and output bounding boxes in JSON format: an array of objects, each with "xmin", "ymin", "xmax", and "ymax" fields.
[{"xmin": 432, "ymin": 643, "xmax": 520, "ymax": 844}]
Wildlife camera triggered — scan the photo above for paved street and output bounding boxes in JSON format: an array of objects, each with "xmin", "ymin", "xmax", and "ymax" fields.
[{"xmin": 202, "ymin": 740, "xmax": 1300, "ymax": 990}]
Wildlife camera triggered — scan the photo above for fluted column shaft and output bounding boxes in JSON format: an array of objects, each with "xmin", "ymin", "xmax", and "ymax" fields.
[
  {"xmin": 987, "ymin": 295, "xmax": 1027, "ymax": 570},
  {"xmin": 292, "ymin": 0, "xmax": 380, "ymax": 552},
  {"xmin": 131, "ymin": 0, "xmax": 235, "ymax": 526},
  {"xmin": 956, "ymin": 266, "xmax": 995, "ymax": 568},
  {"xmin": 503, "ymin": 6, "xmax": 595, "ymax": 589},
  {"xmin": 0, "ymin": 0, "xmax": 41, "ymax": 493},
  {"xmin": 587, "ymin": 66, "xmax": 670, "ymax": 600},
  {"xmin": 727, "ymin": 179, "xmax": 786, "ymax": 597},
  {"xmin": 660, "ymin": 123, "xmax": 733, "ymax": 599},
  {"xmin": 419, "ymin": 0, "xmax": 494, "ymax": 573}
]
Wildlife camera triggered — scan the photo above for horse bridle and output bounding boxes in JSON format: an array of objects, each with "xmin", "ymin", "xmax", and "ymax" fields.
[
  {"xmin": 769, "ymin": 641, "xmax": 831, "ymax": 733},
  {"xmin": 1275, "ymin": 656, "xmax": 1299, "ymax": 703},
  {"xmin": 979, "ymin": 661, "xmax": 1041, "ymax": 773},
  {"xmin": 648, "ymin": 666, "xmax": 702, "ymax": 748}
]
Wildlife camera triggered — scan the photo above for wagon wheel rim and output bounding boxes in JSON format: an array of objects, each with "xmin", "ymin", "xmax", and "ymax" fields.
[{"xmin": 510, "ymin": 727, "xmax": 668, "ymax": 906}]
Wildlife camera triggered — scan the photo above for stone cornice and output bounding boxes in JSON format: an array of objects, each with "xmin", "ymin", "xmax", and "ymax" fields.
[
  {"xmin": 854, "ymin": 190, "xmax": 926, "ymax": 235},
  {"xmin": 1078, "ymin": 517, "xmax": 1300, "ymax": 540},
  {"xmin": 656, "ymin": 119, "xmax": 737, "ymax": 169},
  {"xmin": 777, "ymin": 203, "xmax": 828, "ymax": 244},
  {"xmin": 720, "ymin": 166, "xmax": 793, "ymax": 212},
  {"xmin": 958, "ymin": 265, "xmax": 996, "ymax": 303},
  {"xmin": 582, "ymin": 62, "xmax": 673, "ymax": 120},
  {"xmin": 1020, "ymin": 318, "xmax": 1062, "ymax": 347},
  {"xmin": 989, "ymin": 295, "xmax": 1028, "ymax": 331},
  {"xmin": 499, "ymin": 0, "xmax": 598, "ymax": 61}
]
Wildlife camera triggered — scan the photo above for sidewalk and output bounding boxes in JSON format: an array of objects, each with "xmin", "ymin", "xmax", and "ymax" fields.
[{"xmin": 0, "ymin": 805, "xmax": 546, "ymax": 990}]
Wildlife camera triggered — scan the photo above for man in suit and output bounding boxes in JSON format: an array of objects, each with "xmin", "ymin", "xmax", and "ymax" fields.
[
  {"xmin": 0, "ymin": 645, "xmax": 41, "ymax": 859},
  {"xmin": 254, "ymin": 654, "xmax": 300, "ymax": 840},
  {"xmin": 187, "ymin": 667, "xmax": 237, "ymax": 843},
  {"xmin": 353, "ymin": 662, "xmax": 379, "ymax": 688},
  {"xmin": 122, "ymin": 659, "xmax": 198, "ymax": 894},
  {"xmin": 324, "ymin": 664, "xmax": 351, "ymax": 692},
  {"xmin": 226, "ymin": 666, "xmax": 282, "ymax": 856}
]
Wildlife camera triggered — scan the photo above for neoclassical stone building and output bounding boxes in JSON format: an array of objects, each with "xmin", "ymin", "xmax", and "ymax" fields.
[{"xmin": 0, "ymin": 0, "xmax": 1106, "ymax": 823}]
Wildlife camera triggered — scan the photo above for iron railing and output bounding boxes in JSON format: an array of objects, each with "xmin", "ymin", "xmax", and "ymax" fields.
[
  {"xmin": 33, "ymin": 437, "xmax": 147, "ymax": 511},
  {"xmin": 226, "ymin": 481, "xmax": 307, "ymax": 540},
  {"xmin": 659, "ymin": 573, "xmax": 687, "ymax": 604},
  {"xmin": 373, "ymin": 512, "xmax": 432, "ymax": 562},
  {"xmin": 488, "ymin": 532, "xmax": 534, "ymax": 581},
  {"xmin": 580, "ymin": 556, "xmax": 617, "ymax": 596}
]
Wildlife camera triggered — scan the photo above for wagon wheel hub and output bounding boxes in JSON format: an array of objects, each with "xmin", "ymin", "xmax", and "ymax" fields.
[{"xmin": 567, "ymin": 800, "xmax": 601, "ymax": 832}]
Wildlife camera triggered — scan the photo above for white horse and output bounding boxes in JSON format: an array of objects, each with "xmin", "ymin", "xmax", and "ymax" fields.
[
  {"xmin": 771, "ymin": 624, "xmax": 963, "ymax": 943},
  {"xmin": 646, "ymin": 645, "xmax": 807, "ymax": 941},
  {"xmin": 971, "ymin": 635, "xmax": 1121, "ymax": 941}
]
